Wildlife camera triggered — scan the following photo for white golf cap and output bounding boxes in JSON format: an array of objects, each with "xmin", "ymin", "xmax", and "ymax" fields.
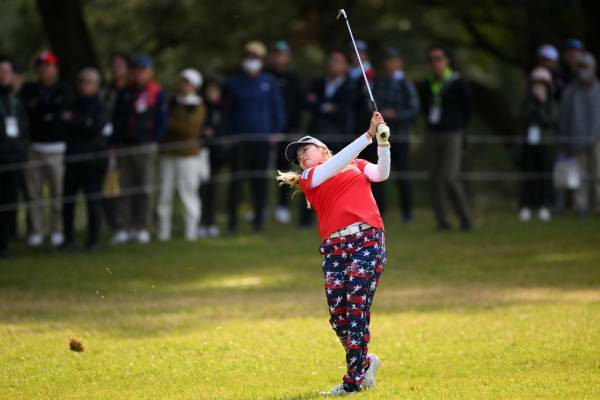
[
  {"xmin": 537, "ymin": 44, "xmax": 559, "ymax": 61},
  {"xmin": 285, "ymin": 135, "xmax": 328, "ymax": 164},
  {"xmin": 180, "ymin": 68, "xmax": 203, "ymax": 88}
]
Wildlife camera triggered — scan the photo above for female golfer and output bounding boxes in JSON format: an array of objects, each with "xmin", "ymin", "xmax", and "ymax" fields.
[{"xmin": 278, "ymin": 111, "xmax": 390, "ymax": 396}]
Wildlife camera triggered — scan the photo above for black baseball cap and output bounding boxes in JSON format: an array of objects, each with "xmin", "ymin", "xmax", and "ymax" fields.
[{"xmin": 285, "ymin": 135, "xmax": 328, "ymax": 164}]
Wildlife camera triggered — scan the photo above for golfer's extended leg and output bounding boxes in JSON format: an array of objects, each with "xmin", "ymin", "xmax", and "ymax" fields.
[
  {"xmin": 323, "ymin": 251, "xmax": 349, "ymax": 348},
  {"xmin": 343, "ymin": 233, "xmax": 385, "ymax": 388}
]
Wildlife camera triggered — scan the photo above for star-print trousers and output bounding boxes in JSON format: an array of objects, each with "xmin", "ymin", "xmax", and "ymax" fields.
[{"xmin": 319, "ymin": 227, "xmax": 386, "ymax": 388}]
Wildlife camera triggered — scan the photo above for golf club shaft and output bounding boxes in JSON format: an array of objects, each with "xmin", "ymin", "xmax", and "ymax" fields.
[{"xmin": 338, "ymin": 9, "xmax": 378, "ymax": 112}]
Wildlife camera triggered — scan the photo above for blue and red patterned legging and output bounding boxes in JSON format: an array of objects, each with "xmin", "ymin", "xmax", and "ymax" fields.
[{"xmin": 319, "ymin": 228, "xmax": 386, "ymax": 389}]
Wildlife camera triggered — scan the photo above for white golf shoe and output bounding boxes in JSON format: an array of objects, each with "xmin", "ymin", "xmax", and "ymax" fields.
[
  {"xmin": 136, "ymin": 230, "xmax": 151, "ymax": 244},
  {"xmin": 274, "ymin": 206, "xmax": 291, "ymax": 224},
  {"xmin": 111, "ymin": 230, "xmax": 130, "ymax": 245},
  {"xmin": 363, "ymin": 353, "xmax": 381, "ymax": 389},
  {"xmin": 51, "ymin": 232, "xmax": 64, "ymax": 248},
  {"xmin": 519, "ymin": 207, "xmax": 532, "ymax": 222},
  {"xmin": 321, "ymin": 383, "xmax": 358, "ymax": 397},
  {"xmin": 539, "ymin": 207, "xmax": 551, "ymax": 222},
  {"xmin": 28, "ymin": 234, "xmax": 43, "ymax": 247}
]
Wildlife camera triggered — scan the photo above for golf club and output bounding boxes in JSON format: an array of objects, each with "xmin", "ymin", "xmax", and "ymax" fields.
[
  {"xmin": 337, "ymin": 8, "xmax": 389, "ymax": 141},
  {"xmin": 337, "ymin": 8, "xmax": 378, "ymax": 113}
]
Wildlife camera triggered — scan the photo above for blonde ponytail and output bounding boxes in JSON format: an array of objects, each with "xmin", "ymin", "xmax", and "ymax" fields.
[{"xmin": 276, "ymin": 170, "xmax": 311, "ymax": 209}]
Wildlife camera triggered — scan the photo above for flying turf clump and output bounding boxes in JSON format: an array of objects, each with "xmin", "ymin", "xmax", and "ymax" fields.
[{"xmin": 69, "ymin": 337, "xmax": 84, "ymax": 352}]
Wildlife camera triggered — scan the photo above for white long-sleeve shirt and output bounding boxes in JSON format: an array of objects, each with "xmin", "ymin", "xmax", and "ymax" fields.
[{"xmin": 309, "ymin": 133, "xmax": 390, "ymax": 189}]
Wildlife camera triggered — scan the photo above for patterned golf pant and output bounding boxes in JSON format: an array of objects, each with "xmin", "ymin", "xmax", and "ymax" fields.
[{"xmin": 320, "ymin": 228, "xmax": 386, "ymax": 389}]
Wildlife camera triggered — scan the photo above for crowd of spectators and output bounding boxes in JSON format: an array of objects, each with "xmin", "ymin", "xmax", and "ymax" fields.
[{"xmin": 0, "ymin": 37, "xmax": 598, "ymax": 257}]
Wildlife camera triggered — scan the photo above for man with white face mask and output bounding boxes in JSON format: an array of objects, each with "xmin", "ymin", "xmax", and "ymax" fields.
[
  {"xmin": 559, "ymin": 52, "xmax": 600, "ymax": 215},
  {"xmin": 227, "ymin": 40, "xmax": 285, "ymax": 233}
]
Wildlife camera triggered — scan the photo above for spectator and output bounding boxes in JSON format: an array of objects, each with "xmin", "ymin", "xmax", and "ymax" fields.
[
  {"xmin": 537, "ymin": 44, "xmax": 564, "ymax": 99},
  {"xmin": 111, "ymin": 53, "xmax": 167, "ymax": 244},
  {"xmin": 226, "ymin": 40, "xmax": 285, "ymax": 233},
  {"xmin": 517, "ymin": 67, "xmax": 557, "ymax": 222},
  {"xmin": 0, "ymin": 56, "xmax": 28, "ymax": 258},
  {"xmin": 102, "ymin": 52, "xmax": 131, "ymax": 231},
  {"xmin": 306, "ymin": 49, "xmax": 356, "ymax": 153},
  {"xmin": 558, "ymin": 52, "xmax": 600, "ymax": 215},
  {"xmin": 157, "ymin": 68, "xmax": 206, "ymax": 241},
  {"xmin": 348, "ymin": 40, "xmax": 375, "ymax": 81},
  {"xmin": 198, "ymin": 79, "xmax": 227, "ymax": 238},
  {"xmin": 20, "ymin": 51, "xmax": 70, "ymax": 247},
  {"xmin": 61, "ymin": 68, "xmax": 110, "ymax": 251},
  {"xmin": 418, "ymin": 45, "xmax": 472, "ymax": 231},
  {"xmin": 371, "ymin": 48, "xmax": 420, "ymax": 222},
  {"xmin": 304, "ymin": 50, "xmax": 355, "ymax": 227},
  {"xmin": 266, "ymin": 40, "xmax": 304, "ymax": 225},
  {"xmin": 562, "ymin": 39, "xmax": 585, "ymax": 85}
]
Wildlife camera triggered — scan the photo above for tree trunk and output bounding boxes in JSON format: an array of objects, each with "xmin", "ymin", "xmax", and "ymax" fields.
[{"xmin": 36, "ymin": 0, "xmax": 99, "ymax": 85}]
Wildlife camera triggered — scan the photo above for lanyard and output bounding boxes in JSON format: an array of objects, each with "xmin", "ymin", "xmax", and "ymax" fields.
[
  {"xmin": 429, "ymin": 68, "xmax": 454, "ymax": 105},
  {"xmin": 0, "ymin": 93, "xmax": 17, "ymax": 119}
]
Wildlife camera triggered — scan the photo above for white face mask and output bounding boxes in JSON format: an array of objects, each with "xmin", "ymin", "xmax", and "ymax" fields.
[
  {"xmin": 242, "ymin": 58, "xmax": 262, "ymax": 74},
  {"xmin": 578, "ymin": 68, "xmax": 595, "ymax": 82},
  {"xmin": 531, "ymin": 84, "xmax": 548, "ymax": 102}
]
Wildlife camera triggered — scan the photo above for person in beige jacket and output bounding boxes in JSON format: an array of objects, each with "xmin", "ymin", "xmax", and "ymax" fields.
[{"xmin": 157, "ymin": 69, "xmax": 206, "ymax": 241}]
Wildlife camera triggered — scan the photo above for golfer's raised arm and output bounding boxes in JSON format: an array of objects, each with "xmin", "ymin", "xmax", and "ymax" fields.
[
  {"xmin": 309, "ymin": 133, "xmax": 373, "ymax": 188},
  {"xmin": 363, "ymin": 145, "xmax": 391, "ymax": 182},
  {"xmin": 309, "ymin": 112, "xmax": 385, "ymax": 188}
]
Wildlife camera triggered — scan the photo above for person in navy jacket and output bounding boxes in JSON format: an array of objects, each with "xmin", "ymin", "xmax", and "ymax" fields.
[{"xmin": 226, "ymin": 40, "xmax": 285, "ymax": 233}]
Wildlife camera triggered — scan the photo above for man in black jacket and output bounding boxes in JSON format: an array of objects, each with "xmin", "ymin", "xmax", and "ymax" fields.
[
  {"xmin": 110, "ymin": 54, "xmax": 167, "ymax": 244},
  {"xmin": 371, "ymin": 48, "xmax": 420, "ymax": 222},
  {"xmin": 303, "ymin": 50, "xmax": 356, "ymax": 227},
  {"xmin": 61, "ymin": 68, "xmax": 110, "ymax": 251},
  {"xmin": 20, "ymin": 51, "xmax": 71, "ymax": 247},
  {"xmin": 418, "ymin": 45, "xmax": 472, "ymax": 231},
  {"xmin": 306, "ymin": 50, "xmax": 356, "ymax": 154},
  {"xmin": 0, "ymin": 57, "xmax": 29, "ymax": 258}
]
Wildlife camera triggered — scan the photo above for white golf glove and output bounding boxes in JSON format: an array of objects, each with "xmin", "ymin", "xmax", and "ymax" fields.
[{"xmin": 376, "ymin": 124, "xmax": 390, "ymax": 146}]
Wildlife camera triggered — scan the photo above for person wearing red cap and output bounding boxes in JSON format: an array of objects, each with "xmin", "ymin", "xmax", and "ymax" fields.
[
  {"xmin": 20, "ymin": 51, "xmax": 71, "ymax": 248},
  {"xmin": 277, "ymin": 111, "xmax": 390, "ymax": 396}
]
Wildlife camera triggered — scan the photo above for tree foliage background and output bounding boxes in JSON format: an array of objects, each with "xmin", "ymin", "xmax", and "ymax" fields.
[{"xmin": 0, "ymin": 0, "xmax": 598, "ymax": 140}]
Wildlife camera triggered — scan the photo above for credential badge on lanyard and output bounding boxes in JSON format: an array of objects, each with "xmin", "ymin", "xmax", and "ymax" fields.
[
  {"xmin": 1, "ymin": 94, "xmax": 19, "ymax": 138},
  {"xmin": 5, "ymin": 116, "xmax": 19, "ymax": 138},
  {"xmin": 527, "ymin": 124, "xmax": 541, "ymax": 145}
]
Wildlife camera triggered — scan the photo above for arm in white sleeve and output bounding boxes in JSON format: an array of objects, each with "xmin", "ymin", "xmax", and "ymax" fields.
[
  {"xmin": 309, "ymin": 133, "xmax": 372, "ymax": 188},
  {"xmin": 363, "ymin": 146, "xmax": 391, "ymax": 182}
]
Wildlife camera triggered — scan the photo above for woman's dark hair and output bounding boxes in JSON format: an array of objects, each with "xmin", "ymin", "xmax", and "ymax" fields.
[
  {"xmin": 0, "ymin": 55, "xmax": 16, "ymax": 71},
  {"xmin": 328, "ymin": 48, "xmax": 351, "ymax": 64},
  {"xmin": 110, "ymin": 52, "xmax": 131, "ymax": 68},
  {"xmin": 426, "ymin": 44, "xmax": 454, "ymax": 67}
]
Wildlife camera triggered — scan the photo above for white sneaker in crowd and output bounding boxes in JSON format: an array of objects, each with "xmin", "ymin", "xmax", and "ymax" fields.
[
  {"xmin": 28, "ymin": 234, "xmax": 43, "ymax": 247},
  {"xmin": 51, "ymin": 232, "xmax": 64, "ymax": 248},
  {"xmin": 519, "ymin": 207, "xmax": 532, "ymax": 222},
  {"xmin": 185, "ymin": 228, "xmax": 197, "ymax": 242},
  {"xmin": 539, "ymin": 207, "xmax": 552, "ymax": 222},
  {"xmin": 136, "ymin": 230, "xmax": 151, "ymax": 244},
  {"xmin": 321, "ymin": 383, "xmax": 357, "ymax": 397},
  {"xmin": 274, "ymin": 206, "xmax": 291, "ymax": 224},
  {"xmin": 207, "ymin": 225, "xmax": 220, "ymax": 237},
  {"xmin": 157, "ymin": 231, "xmax": 170, "ymax": 242},
  {"xmin": 111, "ymin": 230, "xmax": 130, "ymax": 245},
  {"xmin": 197, "ymin": 226, "xmax": 208, "ymax": 238},
  {"xmin": 363, "ymin": 353, "xmax": 381, "ymax": 389}
]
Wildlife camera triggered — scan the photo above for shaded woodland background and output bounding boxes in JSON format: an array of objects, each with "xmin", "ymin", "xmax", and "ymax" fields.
[{"xmin": 1, "ymin": 0, "xmax": 598, "ymax": 142}]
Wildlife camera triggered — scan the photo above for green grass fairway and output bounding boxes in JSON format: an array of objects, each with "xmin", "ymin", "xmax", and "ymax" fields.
[{"xmin": 1, "ymin": 212, "xmax": 599, "ymax": 399}]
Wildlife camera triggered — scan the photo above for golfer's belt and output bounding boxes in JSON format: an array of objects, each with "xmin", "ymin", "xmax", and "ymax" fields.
[{"xmin": 328, "ymin": 222, "xmax": 374, "ymax": 239}]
